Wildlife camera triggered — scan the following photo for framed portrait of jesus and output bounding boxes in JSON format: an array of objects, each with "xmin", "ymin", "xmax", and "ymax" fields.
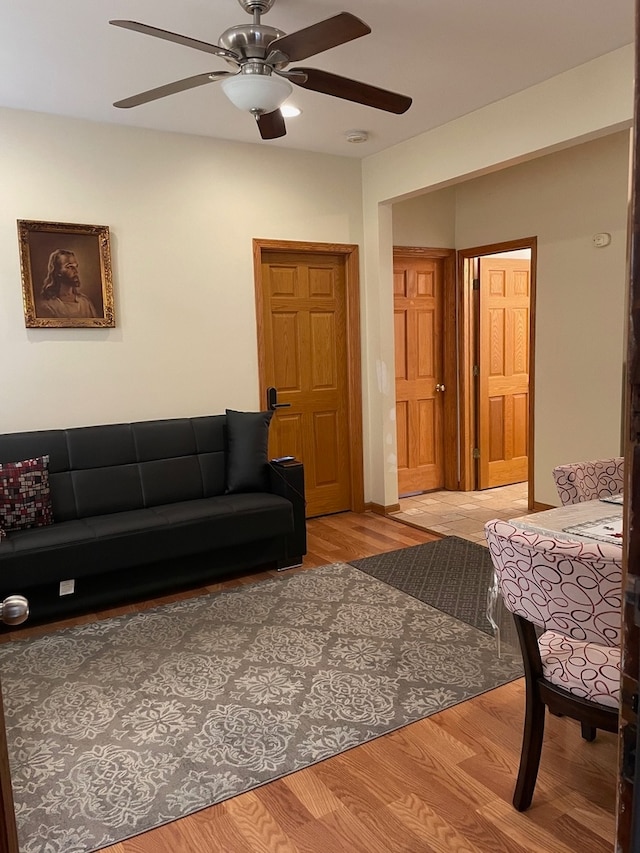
[{"xmin": 17, "ymin": 219, "xmax": 115, "ymax": 328}]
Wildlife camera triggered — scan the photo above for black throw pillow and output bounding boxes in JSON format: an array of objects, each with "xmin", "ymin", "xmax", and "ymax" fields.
[{"xmin": 225, "ymin": 409, "xmax": 274, "ymax": 494}]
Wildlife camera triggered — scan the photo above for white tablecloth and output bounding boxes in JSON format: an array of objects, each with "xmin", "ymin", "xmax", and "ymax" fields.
[{"xmin": 508, "ymin": 498, "xmax": 623, "ymax": 546}]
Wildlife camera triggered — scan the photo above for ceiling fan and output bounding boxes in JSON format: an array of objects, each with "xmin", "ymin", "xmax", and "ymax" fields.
[{"xmin": 110, "ymin": 0, "xmax": 412, "ymax": 140}]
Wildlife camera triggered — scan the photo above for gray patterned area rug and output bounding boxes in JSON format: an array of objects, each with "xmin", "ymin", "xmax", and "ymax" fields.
[
  {"xmin": 350, "ymin": 536, "xmax": 497, "ymax": 635},
  {"xmin": 0, "ymin": 562, "xmax": 521, "ymax": 853}
]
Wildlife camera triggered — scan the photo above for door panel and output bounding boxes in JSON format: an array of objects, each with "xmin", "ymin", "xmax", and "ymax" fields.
[
  {"xmin": 259, "ymin": 251, "xmax": 351, "ymax": 517},
  {"xmin": 396, "ymin": 400, "xmax": 409, "ymax": 472},
  {"xmin": 478, "ymin": 257, "xmax": 530, "ymax": 488},
  {"xmin": 274, "ymin": 411, "xmax": 304, "ymax": 461},
  {"xmin": 394, "ymin": 253, "xmax": 445, "ymax": 495}
]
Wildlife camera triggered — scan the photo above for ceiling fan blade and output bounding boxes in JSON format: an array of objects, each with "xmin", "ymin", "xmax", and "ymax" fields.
[
  {"xmin": 257, "ymin": 110, "xmax": 287, "ymax": 140},
  {"xmin": 109, "ymin": 20, "xmax": 237, "ymax": 61},
  {"xmin": 289, "ymin": 67, "xmax": 412, "ymax": 114},
  {"xmin": 267, "ymin": 13, "xmax": 370, "ymax": 63},
  {"xmin": 113, "ymin": 71, "xmax": 233, "ymax": 109}
]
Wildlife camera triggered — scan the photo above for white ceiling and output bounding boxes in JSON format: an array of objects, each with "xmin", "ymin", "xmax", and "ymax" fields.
[{"xmin": 1, "ymin": 0, "xmax": 634, "ymax": 158}]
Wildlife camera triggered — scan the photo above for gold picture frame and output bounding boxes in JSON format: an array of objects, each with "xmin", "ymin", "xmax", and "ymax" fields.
[{"xmin": 17, "ymin": 219, "xmax": 115, "ymax": 328}]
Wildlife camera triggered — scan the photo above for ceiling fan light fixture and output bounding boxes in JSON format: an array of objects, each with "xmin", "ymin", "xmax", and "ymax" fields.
[
  {"xmin": 221, "ymin": 73, "xmax": 292, "ymax": 114},
  {"xmin": 280, "ymin": 103, "xmax": 301, "ymax": 118}
]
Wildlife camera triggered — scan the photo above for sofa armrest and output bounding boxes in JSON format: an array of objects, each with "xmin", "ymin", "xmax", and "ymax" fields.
[{"xmin": 268, "ymin": 460, "xmax": 307, "ymax": 568}]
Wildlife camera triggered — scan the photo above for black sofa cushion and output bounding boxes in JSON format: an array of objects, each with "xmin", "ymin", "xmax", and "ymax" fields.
[
  {"xmin": 0, "ymin": 416, "xmax": 230, "ymax": 522},
  {"xmin": 0, "ymin": 493, "xmax": 293, "ymax": 587},
  {"xmin": 71, "ymin": 464, "xmax": 145, "ymax": 517},
  {"xmin": 225, "ymin": 409, "xmax": 273, "ymax": 494}
]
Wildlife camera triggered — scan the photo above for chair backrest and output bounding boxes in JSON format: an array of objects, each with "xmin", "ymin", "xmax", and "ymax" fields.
[
  {"xmin": 552, "ymin": 457, "xmax": 624, "ymax": 506},
  {"xmin": 485, "ymin": 519, "xmax": 622, "ymax": 647}
]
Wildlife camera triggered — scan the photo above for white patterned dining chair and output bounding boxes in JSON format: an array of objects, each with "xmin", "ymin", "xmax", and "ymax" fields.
[
  {"xmin": 552, "ymin": 457, "xmax": 624, "ymax": 506},
  {"xmin": 484, "ymin": 518, "xmax": 622, "ymax": 811}
]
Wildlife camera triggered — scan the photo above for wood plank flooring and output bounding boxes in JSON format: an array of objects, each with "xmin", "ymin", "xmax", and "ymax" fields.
[{"xmin": 3, "ymin": 513, "xmax": 618, "ymax": 852}]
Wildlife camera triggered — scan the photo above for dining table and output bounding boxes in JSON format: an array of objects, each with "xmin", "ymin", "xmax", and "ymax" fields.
[{"xmin": 507, "ymin": 495, "xmax": 623, "ymax": 547}]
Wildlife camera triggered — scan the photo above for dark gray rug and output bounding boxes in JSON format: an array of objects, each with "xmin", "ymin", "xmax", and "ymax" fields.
[
  {"xmin": 350, "ymin": 536, "xmax": 496, "ymax": 635},
  {"xmin": 0, "ymin": 561, "xmax": 521, "ymax": 853}
]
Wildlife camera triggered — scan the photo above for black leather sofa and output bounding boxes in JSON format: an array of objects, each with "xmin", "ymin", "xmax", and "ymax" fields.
[{"xmin": 0, "ymin": 412, "xmax": 306, "ymax": 626}]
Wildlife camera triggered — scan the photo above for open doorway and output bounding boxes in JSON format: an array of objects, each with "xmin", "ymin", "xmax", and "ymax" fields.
[
  {"xmin": 459, "ymin": 238, "xmax": 536, "ymax": 508},
  {"xmin": 471, "ymin": 249, "xmax": 532, "ymax": 491},
  {"xmin": 392, "ymin": 238, "xmax": 537, "ymax": 543}
]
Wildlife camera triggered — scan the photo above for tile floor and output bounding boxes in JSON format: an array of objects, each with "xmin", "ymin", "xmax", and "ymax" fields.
[{"xmin": 391, "ymin": 481, "xmax": 534, "ymax": 545}]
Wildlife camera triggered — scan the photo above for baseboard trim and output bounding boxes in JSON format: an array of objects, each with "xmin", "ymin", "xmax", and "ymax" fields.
[
  {"xmin": 532, "ymin": 501, "xmax": 555, "ymax": 511},
  {"xmin": 364, "ymin": 502, "xmax": 402, "ymax": 516}
]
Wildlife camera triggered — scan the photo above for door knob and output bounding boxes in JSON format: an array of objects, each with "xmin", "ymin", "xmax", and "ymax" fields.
[
  {"xmin": 266, "ymin": 386, "xmax": 291, "ymax": 411},
  {"xmin": 435, "ymin": 383, "xmax": 446, "ymax": 392}
]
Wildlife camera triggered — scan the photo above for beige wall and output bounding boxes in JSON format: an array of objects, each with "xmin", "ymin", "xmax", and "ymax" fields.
[
  {"xmin": 361, "ymin": 45, "xmax": 633, "ymax": 508},
  {"xmin": 392, "ymin": 189, "xmax": 455, "ymax": 247},
  {"xmin": 0, "ymin": 108, "xmax": 363, "ymax": 433},
  {"xmin": 392, "ymin": 133, "xmax": 629, "ymax": 505}
]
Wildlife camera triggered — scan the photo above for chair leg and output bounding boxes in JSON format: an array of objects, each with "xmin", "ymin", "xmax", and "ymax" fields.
[
  {"xmin": 581, "ymin": 722, "xmax": 596, "ymax": 742},
  {"xmin": 513, "ymin": 689, "xmax": 546, "ymax": 811}
]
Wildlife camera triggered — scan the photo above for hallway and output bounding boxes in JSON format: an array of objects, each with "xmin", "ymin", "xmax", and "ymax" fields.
[{"xmin": 391, "ymin": 482, "xmax": 533, "ymax": 545}]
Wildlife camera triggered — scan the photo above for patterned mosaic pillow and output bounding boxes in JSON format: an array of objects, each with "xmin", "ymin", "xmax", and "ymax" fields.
[{"xmin": 0, "ymin": 455, "xmax": 53, "ymax": 533}]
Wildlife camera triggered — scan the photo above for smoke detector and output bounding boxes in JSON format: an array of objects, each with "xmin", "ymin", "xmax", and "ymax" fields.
[{"xmin": 345, "ymin": 129, "xmax": 369, "ymax": 144}]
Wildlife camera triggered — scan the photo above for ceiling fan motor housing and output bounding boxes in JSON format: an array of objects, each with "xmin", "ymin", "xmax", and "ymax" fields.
[{"xmin": 218, "ymin": 24, "xmax": 287, "ymax": 66}]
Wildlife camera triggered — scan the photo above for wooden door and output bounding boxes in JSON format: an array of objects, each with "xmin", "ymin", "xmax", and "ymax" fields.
[
  {"xmin": 257, "ymin": 249, "xmax": 352, "ymax": 518},
  {"xmin": 394, "ymin": 253, "xmax": 445, "ymax": 495},
  {"xmin": 478, "ymin": 257, "xmax": 530, "ymax": 488}
]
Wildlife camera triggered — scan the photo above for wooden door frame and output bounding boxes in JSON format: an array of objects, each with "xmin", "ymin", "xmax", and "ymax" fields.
[
  {"xmin": 253, "ymin": 238, "xmax": 365, "ymax": 513},
  {"xmin": 393, "ymin": 246, "xmax": 458, "ymax": 490},
  {"xmin": 457, "ymin": 237, "xmax": 537, "ymax": 507},
  {"xmin": 0, "ymin": 676, "xmax": 19, "ymax": 853}
]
